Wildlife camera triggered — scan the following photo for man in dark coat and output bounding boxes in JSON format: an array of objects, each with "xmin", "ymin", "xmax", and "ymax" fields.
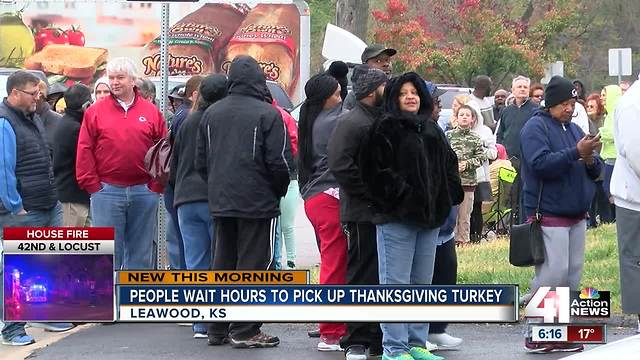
[
  {"xmin": 52, "ymin": 84, "xmax": 92, "ymax": 226},
  {"xmin": 196, "ymin": 55, "xmax": 293, "ymax": 349},
  {"xmin": 328, "ymin": 64, "xmax": 386, "ymax": 359}
]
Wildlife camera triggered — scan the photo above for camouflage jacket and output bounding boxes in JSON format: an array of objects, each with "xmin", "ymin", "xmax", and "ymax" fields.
[{"xmin": 446, "ymin": 128, "xmax": 486, "ymax": 186}]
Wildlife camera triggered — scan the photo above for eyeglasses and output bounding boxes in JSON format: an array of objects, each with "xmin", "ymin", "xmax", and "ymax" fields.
[
  {"xmin": 532, "ymin": 95, "xmax": 544, "ymax": 99},
  {"xmin": 15, "ymin": 88, "xmax": 41, "ymax": 98}
]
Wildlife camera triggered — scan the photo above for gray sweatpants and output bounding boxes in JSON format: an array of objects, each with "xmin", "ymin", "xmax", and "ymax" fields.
[
  {"xmin": 526, "ymin": 220, "xmax": 586, "ymax": 336},
  {"xmin": 530, "ymin": 220, "xmax": 587, "ymax": 293}
]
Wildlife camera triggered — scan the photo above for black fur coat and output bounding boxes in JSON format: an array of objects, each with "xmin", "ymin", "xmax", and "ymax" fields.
[{"xmin": 359, "ymin": 73, "xmax": 463, "ymax": 229}]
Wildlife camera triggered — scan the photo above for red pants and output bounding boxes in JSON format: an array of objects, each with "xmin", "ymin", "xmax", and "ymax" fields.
[{"xmin": 304, "ymin": 192, "xmax": 347, "ymax": 338}]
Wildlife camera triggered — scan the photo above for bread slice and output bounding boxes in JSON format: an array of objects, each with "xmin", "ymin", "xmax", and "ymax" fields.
[{"xmin": 25, "ymin": 45, "xmax": 108, "ymax": 79}]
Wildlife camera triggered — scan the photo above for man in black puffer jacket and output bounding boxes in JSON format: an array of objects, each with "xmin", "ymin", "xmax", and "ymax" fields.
[
  {"xmin": 195, "ymin": 55, "xmax": 293, "ymax": 349},
  {"xmin": 52, "ymin": 84, "xmax": 92, "ymax": 226}
]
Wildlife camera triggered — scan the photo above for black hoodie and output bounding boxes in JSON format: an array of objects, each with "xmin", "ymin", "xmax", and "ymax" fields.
[
  {"xmin": 359, "ymin": 72, "xmax": 463, "ymax": 229},
  {"xmin": 573, "ymin": 79, "xmax": 586, "ymax": 101},
  {"xmin": 52, "ymin": 107, "xmax": 89, "ymax": 204},
  {"xmin": 171, "ymin": 75, "xmax": 227, "ymax": 208},
  {"xmin": 195, "ymin": 56, "xmax": 293, "ymax": 218}
]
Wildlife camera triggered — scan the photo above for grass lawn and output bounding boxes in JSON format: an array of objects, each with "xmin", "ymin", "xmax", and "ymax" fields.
[{"xmin": 457, "ymin": 224, "xmax": 621, "ymax": 313}]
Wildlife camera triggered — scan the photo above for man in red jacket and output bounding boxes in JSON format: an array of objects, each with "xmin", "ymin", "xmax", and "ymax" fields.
[{"xmin": 76, "ymin": 57, "xmax": 167, "ymax": 270}]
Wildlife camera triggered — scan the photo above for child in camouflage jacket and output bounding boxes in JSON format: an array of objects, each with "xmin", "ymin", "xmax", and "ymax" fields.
[{"xmin": 446, "ymin": 104, "xmax": 486, "ymax": 245}]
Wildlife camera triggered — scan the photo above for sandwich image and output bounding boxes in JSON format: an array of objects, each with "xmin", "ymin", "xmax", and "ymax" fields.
[{"xmin": 24, "ymin": 44, "xmax": 108, "ymax": 86}]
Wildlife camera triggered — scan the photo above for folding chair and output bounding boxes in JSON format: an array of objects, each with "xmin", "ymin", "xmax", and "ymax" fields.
[{"xmin": 483, "ymin": 166, "xmax": 517, "ymax": 237}]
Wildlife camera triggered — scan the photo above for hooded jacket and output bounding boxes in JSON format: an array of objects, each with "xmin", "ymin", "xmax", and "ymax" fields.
[
  {"xmin": 93, "ymin": 77, "xmax": 109, "ymax": 95},
  {"xmin": 52, "ymin": 107, "xmax": 89, "ymax": 204},
  {"xmin": 195, "ymin": 56, "xmax": 293, "ymax": 218},
  {"xmin": 170, "ymin": 75, "xmax": 227, "ymax": 208},
  {"xmin": 359, "ymin": 72, "xmax": 463, "ymax": 229},
  {"xmin": 599, "ymin": 85, "xmax": 623, "ymax": 161},
  {"xmin": 611, "ymin": 80, "xmax": 640, "ymax": 211},
  {"xmin": 573, "ymin": 79, "xmax": 586, "ymax": 100},
  {"xmin": 520, "ymin": 109, "xmax": 602, "ymax": 218},
  {"xmin": 76, "ymin": 88, "xmax": 167, "ymax": 194},
  {"xmin": 37, "ymin": 102, "xmax": 61, "ymax": 148}
]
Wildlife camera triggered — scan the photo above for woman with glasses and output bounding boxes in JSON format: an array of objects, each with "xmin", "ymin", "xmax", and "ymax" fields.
[
  {"xmin": 585, "ymin": 93, "xmax": 611, "ymax": 226},
  {"xmin": 529, "ymin": 83, "xmax": 544, "ymax": 106}
]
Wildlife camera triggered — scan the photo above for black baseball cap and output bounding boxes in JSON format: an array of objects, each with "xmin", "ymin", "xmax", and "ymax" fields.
[{"xmin": 361, "ymin": 44, "xmax": 397, "ymax": 63}]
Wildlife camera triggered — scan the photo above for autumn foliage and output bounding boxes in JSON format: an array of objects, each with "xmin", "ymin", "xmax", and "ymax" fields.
[{"xmin": 371, "ymin": 0, "xmax": 584, "ymax": 86}]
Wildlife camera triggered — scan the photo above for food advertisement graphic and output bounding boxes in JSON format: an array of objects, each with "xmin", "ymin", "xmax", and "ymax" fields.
[{"xmin": 0, "ymin": 1, "xmax": 305, "ymax": 101}]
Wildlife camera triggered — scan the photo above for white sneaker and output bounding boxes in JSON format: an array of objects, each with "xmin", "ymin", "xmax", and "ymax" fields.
[
  {"xmin": 318, "ymin": 337, "xmax": 343, "ymax": 352},
  {"xmin": 428, "ymin": 333, "xmax": 462, "ymax": 350},
  {"xmin": 424, "ymin": 340, "xmax": 438, "ymax": 351}
]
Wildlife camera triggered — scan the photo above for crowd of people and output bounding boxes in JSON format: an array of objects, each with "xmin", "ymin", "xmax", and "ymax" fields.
[{"xmin": 0, "ymin": 40, "xmax": 639, "ymax": 360}]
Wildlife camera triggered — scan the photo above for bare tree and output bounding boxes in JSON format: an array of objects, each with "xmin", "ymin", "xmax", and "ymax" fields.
[{"xmin": 336, "ymin": 0, "xmax": 369, "ymax": 40}]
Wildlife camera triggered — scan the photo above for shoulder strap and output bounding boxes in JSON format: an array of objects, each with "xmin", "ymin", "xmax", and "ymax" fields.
[{"xmin": 535, "ymin": 118, "xmax": 551, "ymax": 220}]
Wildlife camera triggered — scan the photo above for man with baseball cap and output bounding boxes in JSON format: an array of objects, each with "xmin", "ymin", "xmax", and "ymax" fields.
[
  {"xmin": 328, "ymin": 64, "xmax": 387, "ymax": 360},
  {"xmin": 343, "ymin": 44, "xmax": 396, "ymax": 111},
  {"xmin": 361, "ymin": 44, "xmax": 396, "ymax": 76}
]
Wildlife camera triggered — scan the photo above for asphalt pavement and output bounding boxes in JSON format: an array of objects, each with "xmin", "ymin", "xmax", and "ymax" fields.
[{"xmin": 24, "ymin": 321, "xmax": 638, "ymax": 360}]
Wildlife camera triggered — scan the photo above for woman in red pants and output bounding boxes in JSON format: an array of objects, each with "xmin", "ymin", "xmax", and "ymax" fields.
[{"xmin": 298, "ymin": 73, "xmax": 347, "ymax": 352}]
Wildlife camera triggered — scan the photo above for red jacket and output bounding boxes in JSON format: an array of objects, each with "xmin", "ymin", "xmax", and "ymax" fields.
[
  {"xmin": 273, "ymin": 101, "xmax": 298, "ymax": 157},
  {"xmin": 76, "ymin": 90, "xmax": 167, "ymax": 194}
]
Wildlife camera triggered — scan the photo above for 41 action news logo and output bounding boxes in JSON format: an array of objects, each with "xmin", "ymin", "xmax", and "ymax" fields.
[{"xmin": 524, "ymin": 287, "xmax": 610, "ymax": 323}]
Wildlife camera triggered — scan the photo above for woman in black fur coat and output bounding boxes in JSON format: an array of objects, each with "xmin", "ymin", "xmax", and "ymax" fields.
[{"xmin": 359, "ymin": 72, "xmax": 463, "ymax": 360}]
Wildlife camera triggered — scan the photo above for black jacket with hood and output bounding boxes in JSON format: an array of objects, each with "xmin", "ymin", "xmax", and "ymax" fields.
[
  {"xmin": 52, "ymin": 107, "xmax": 89, "ymax": 204},
  {"xmin": 195, "ymin": 56, "xmax": 293, "ymax": 218},
  {"xmin": 359, "ymin": 73, "xmax": 463, "ymax": 229},
  {"xmin": 170, "ymin": 75, "xmax": 227, "ymax": 208}
]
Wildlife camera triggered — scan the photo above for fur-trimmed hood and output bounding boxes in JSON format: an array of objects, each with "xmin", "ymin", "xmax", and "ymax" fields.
[{"xmin": 358, "ymin": 73, "xmax": 463, "ymax": 229}]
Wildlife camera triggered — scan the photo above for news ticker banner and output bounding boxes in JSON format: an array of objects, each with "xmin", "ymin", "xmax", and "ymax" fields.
[
  {"xmin": 531, "ymin": 324, "xmax": 606, "ymax": 344},
  {"xmin": 115, "ymin": 282, "xmax": 518, "ymax": 322},
  {"xmin": 2, "ymin": 227, "xmax": 115, "ymax": 322}
]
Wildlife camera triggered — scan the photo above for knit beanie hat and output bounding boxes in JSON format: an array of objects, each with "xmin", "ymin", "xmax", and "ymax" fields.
[
  {"xmin": 64, "ymin": 84, "xmax": 92, "ymax": 111},
  {"xmin": 327, "ymin": 61, "xmax": 349, "ymax": 101},
  {"xmin": 544, "ymin": 76, "xmax": 578, "ymax": 108},
  {"xmin": 352, "ymin": 65, "xmax": 387, "ymax": 100}
]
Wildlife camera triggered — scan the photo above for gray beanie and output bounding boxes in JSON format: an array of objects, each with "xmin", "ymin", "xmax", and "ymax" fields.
[{"xmin": 352, "ymin": 65, "xmax": 387, "ymax": 100}]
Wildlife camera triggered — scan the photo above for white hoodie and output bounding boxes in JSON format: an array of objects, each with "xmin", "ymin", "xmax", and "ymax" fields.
[
  {"xmin": 611, "ymin": 79, "xmax": 640, "ymax": 211},
  {"xmin": 468, "ymin": 102, "xmax": 498, "ymax": 183},
  {"xmin": 93, "ymin": 77, "xmax": 110, "ymax": 100},
  {"xmin": 571, "ymin": 102, "xmax": 589, "ymax": 135}
]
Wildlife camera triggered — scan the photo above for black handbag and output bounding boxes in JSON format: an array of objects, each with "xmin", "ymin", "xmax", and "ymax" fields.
[{"xmin": 509, "ymin": 183, "xmax": 545, "ymax": 267}]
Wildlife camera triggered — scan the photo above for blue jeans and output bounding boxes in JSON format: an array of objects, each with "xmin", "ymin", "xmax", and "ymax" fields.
[
  {"xmin": 91, "ymin": 183, "xmax": 158, "ymax": 270},
  {"xmin": 0, "ymin": 203, "xmax": 62, "ymax": 340},
  {"xmin": 177, "ymin": 202, "xmax": 213, "ymax": 270},
  {"xmin": 177, "ymin": 201, "xmax": 213, "ymax": 335},
  {"xmin": 164, "ymin": 186, "xmax": 185, "ymax": 270},
  {"xmin": 376, "ymin": 223, "xmax": 439, "ymax": 356}
]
